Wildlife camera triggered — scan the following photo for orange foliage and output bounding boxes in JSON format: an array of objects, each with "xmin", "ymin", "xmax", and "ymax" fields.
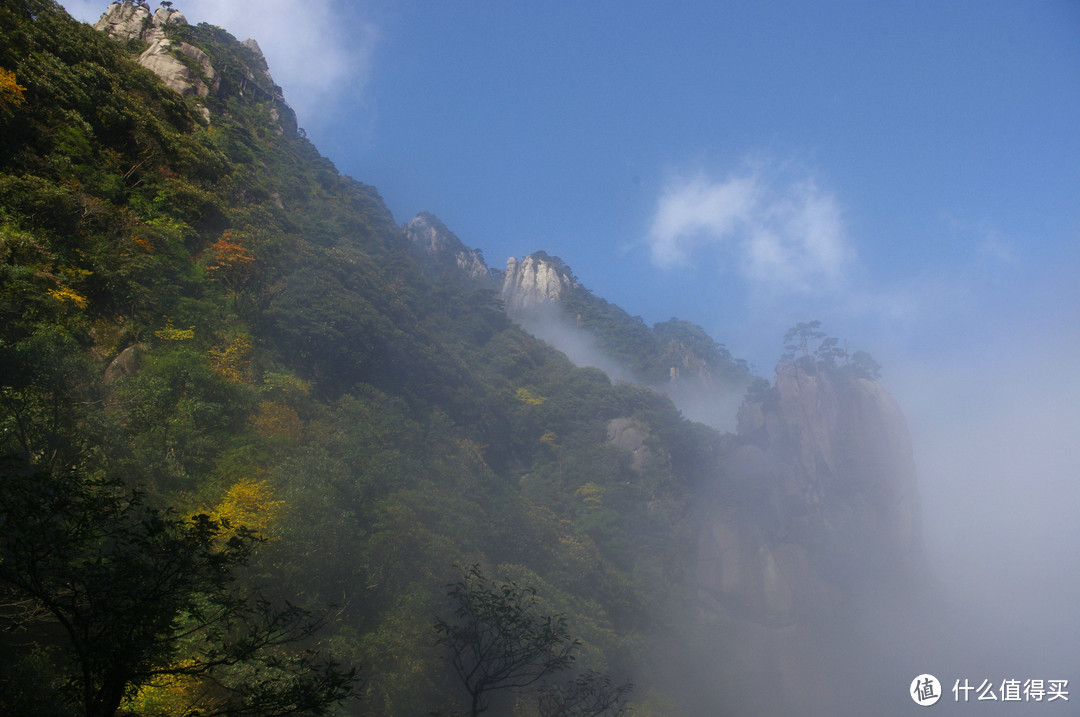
[
  {"xmin": 125, "ymin": 660, "xmax": 212, "ymax": 715},
  {"xmin": 515, "ymin": 387, "xmax": 547, "ymax": 405},
  {"xmin": 574, "ymin": 482, "xmax": 604, "ymax": 510},
  {"xmin": 154, "ymin": 320, "xmax": 195, "ymax": 340},
  {"xmin": 0, "ymin": 67, "xmax": 26, "ymax": 109},
  {"xmin": 204, "ymin": 231, "xmax": 254, "ymax": 282}
]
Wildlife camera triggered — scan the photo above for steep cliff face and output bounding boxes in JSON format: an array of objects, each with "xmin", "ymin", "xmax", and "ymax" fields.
[
  {"xmin": 701, "ymin": 361, "xmax": 923, "ymax": 623},
  {"xmin": 404, "ymin": 213, "xmax": 490, "ymax": 281},
  {"xmin": 694, "ymin": 361, "xmax": 924, "ymax": 713},
  {"xmin": 500, "ymin": 253, "xmax": 578, "ymax": 316}
]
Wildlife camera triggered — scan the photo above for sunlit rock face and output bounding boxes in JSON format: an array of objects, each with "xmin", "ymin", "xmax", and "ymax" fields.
[
  {"xmin": 404, "ymin": 213, "xmax": 489, "ymax": 281},
  {"xmin": 501, "ymin": 254, "xmax": 577, "ymax": 316},
  {"xmin": 696, "ymin": 361, "xmax": 925, "ymax": 712},
  {"xmin": 93, "ymin": 3, "xmax": 286, "ymax": 129},
  {"xmin": 95, "ymin": 3, "xmax": 215, "ymax": 97},
  {"xmin": 93, "ymin": 3, "xmax": 187, "ymax": 43},
  {"xmin": 137, "ymin": 38, "xmax": 216, "ymax": 97}
]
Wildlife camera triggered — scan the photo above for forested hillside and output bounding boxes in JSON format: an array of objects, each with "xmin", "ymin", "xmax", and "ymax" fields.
[
  {"xmin": 0, "ymin": 3, "xmax": 737, "ymax": 714},
  {"xmin": 0, "ymin": 2, "xmax": 930, "ymax": 715}
]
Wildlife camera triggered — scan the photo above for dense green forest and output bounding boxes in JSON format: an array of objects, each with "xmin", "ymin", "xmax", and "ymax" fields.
[{"xmin": 0, "ymin": 2, "xmax": 759, "ymax": 714}]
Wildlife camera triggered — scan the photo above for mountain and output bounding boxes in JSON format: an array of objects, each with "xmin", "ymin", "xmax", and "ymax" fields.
[
  {"xmin": 404, "ymin": 211, "xmax": 492, "ymax": 283},
  {"xmin": 694, "ymin": 357, "xmax": 926, "ymax": 713},
  {"xmin": 0, "ymin": 3, "xmax": 926, "ymax": 715}
]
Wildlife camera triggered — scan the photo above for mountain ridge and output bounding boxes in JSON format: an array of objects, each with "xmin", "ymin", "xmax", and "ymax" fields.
[{"xmin": 0, "ymin": 4, "xmax": 927, "ymax": 714}]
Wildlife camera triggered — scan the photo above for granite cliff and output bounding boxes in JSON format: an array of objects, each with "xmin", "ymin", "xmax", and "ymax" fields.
[
  {"xmin": 403, "ymin": 212, "xmax": 490, "ymax": 282},
  {"xmin": 693, "ymin": 358, "xmax": 925, "ymax": 713},
  {"xmin": 94, "ymin": 2, "xmax": 213, "ymax": 98},
  {"xmin": 93, "ymin": 1, "xmax": 291, "ymax": 130},
  {"xmin": 501, "ymin": 252, "xmax": 579, "ymax": 316}
]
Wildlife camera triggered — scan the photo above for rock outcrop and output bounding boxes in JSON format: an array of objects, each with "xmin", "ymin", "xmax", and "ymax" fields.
[
  {"xmin": 93, "ymin": 2, "xmax": 187, "ymax": 42},
  {"xmin": 103, "ymin": 343, "xmax": 148, "ymax": 383},
  {"xmin": 700, "ymin": 361, "xmax": 923, "ymax": 623},
  {"xmin": 694, "ymin": 360, "xmax": 925, "ymax": 713},
  {"xmin": 241, "ymin": 39, "xmax": 276, "ymax": 87},
  {"xmin": 138, "ymin": 37, "xmax": 216, "ymax": 98},
  {"xmin": 606, "ymin": 417, "xmax": 654, "ymax": 474},
  {"xmin": 403, "ymin": 213, "xmax": 489, "ymax": 281},
  {"xmin": 93, "ymin": 2, "xmax": 290, "ymax": 130},
  {"xmin": 501, "ymin": 253, "xmax": 578, "ymax": 316},
  {"xmin": 94, "ymin": 3, "xmax": 215, "ymax": 98}
]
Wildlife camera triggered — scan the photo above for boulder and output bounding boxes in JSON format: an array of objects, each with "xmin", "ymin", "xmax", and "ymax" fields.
[{"xmin": 104, "ymin": 343, "xmax": 147, "ymax": 382}]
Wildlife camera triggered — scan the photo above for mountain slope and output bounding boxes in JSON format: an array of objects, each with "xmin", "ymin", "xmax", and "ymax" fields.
[
  {"xmin": 0, "ymin": 3, "xmax": 926, "ymax": 716},
  {"xmin": 0, "ymin": 4, "xmax": 721, "ymax": 713}
]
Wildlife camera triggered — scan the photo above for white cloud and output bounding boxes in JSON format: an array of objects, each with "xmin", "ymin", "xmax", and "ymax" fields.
[
  {"xmin": 184, "ymin": 0, "xmax": 376, "ymax": 130},
  {"xmin": 59, "ymin": 0, "xmax": 377, "ymax": 135},
  {"xmin": 648, "ymin": 163, "xmax": 852, "ymax": 295},
  {"xmin": 648, "ymin": 171, "xmax": 759, "ymax": 267}
]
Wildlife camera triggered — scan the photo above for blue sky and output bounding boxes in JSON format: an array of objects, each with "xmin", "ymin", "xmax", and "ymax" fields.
[
  {"xmin": 59, "ymin": 0, "xmax": 1080, "ymax": 670},
  {"xmin": 62, "ymin": 0, "xmax": 1080, "ymax": 373}
]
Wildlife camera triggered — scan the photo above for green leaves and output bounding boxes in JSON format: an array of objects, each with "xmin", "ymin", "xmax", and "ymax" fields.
[{"xmin": 0, "ymin": 462, "xmax": 359, "ymax": 717}]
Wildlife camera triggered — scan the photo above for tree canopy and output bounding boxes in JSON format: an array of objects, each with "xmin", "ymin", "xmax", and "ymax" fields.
[{"xmin": 0, "ymin": 461, "xmax": 359, "ymax": 717}]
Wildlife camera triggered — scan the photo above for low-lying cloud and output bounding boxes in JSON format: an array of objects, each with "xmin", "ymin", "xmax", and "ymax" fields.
[{"xmin": 648, "ymin": 163, "xmax": 852, "ymax": 295}]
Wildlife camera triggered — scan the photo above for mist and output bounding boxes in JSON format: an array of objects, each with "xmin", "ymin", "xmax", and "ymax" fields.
[
  {"xmin": 519, "ymin": 274, "xmax": 1080, "ymax": 713},
  {"xmin": 513, "ymin": 303, "xmax": 747, "ymax": 434},
  {"xmin": 513, "ymin": 303, "xmax": 636, "ymax": 385},
  {"xmin": 893, "ymin": 328, "xmax": 1080, "ymax": 698}
]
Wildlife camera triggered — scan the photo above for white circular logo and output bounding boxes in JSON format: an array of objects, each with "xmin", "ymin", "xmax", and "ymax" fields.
[{"xmin": 911, "ymin": 674, "xmax": 942, "ymax": 706}]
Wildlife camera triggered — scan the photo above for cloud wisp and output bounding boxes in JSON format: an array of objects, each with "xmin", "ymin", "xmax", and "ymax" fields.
[
  {"xmin": 647, "ymin": 164, "xmax": 852, "ymax": 296},
  {"xmin": 62, "ymin": 0, "xmax": 377, "ymax": 136},
  {"xmin": 181, "ymin": 0, "xmax": 377, "ymax": 133}
]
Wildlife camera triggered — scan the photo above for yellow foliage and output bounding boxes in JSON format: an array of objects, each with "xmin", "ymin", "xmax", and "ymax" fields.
[
  {"xmin": 46, "ymin": 286, "xmax": 88, "ymax": 308},
  {"xmin": 154, "ymin": 320, "xmax": 195, "ymax": 340},
  {"xmin": 209, "ymin": 335, "xmax": 252, "ymax": 384},
  {"xmin": 0, "ymin": 67, "xmax": 26, "ymax": 109},
  {"xmin": 210, "ymin": 478, "xmax": 284, "ymax": 539},
  {"xmin": 574, "ymin": 482, "xmax": 604, "ymax": 510},
  {"xmin": 515, "ymin": 386, "xmax": 547, "ymax": 405},
  {"xmin": 125, "ymin": 661, "xmax": 211, "ymax": 716},
  {"xmin": 539, "ymin": 431, "xmax": 559, "ymax": 446}
]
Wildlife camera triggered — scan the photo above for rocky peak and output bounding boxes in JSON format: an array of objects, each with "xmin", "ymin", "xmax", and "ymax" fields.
[
  {"xmin": 701, "ymin": 361, "xmax": 924, "ymax": 623},
  {"xmin": 95, "ymin": 2, "xmax": 214, "ymax": 100},
  {"xmin": 403, "ymin": 213, "xmax": 489, "ymax": 281},
  {"xmin": 501, "ymin": 253, "xmax": 578, "ymax": 316},
  {"xmin": 93, "ymin": 2, "xmax": 289, "ymax": 130},
  {"xmin": 696, "ymin": 362, "xmax": 925, "ymax": 712},
  {"xmin": 93, "ymin": 2, "xmax": 188, "ymax": 43},
  {"xmin": 241, "ymin": 38, "xmax": 276, "ymax": 86}
]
